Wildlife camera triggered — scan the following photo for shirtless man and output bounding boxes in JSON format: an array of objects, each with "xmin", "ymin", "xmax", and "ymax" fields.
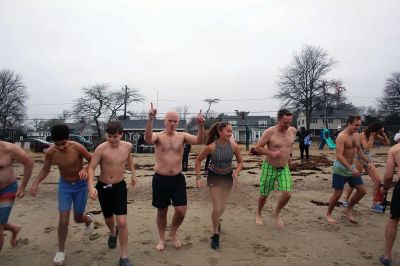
[
  {"xmin": 30, "ymin": 124, "xmax": 93, "ymax": 265},
  {"xmin": 326, "ymin": 115, "xmax": 369, "ymax": 224},
  {"xmin": 379, "ymin": 143, "xmax": 400, "ymax": 265},
  {"xmin": 145, "ymin": 103, "xmax": 205, "ymax": 251},
  {"xmin": 88, "ymin": 120, "xmax": 136, "ymax": 266},
  {"xmin": 0, "ymin": 141, "xmax": 33, "ymax": 252},
  {"xmin": 255, "ymin": 109, "xmax": 297, "ymax": 229}
]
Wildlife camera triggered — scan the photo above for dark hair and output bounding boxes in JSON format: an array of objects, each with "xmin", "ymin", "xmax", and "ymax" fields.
[
  {"xmin": 346, "ymin": 115, "xmax": 361, "ymax": 125},
  {"xmin": 206, "ymin": 122, "xmax": 231, "ymax": 145},
  {"xmin": 106, "ymin": 120, "xmax": 123, "ymax": 134},
  {"xmin": 51, "ymin": 124, "xmax": 69, "ymax": 141},
  {"xmin": 277, "ymin": 109, "xmax": 292, "ymax": 120},
  {"xmin": 365, "ymin": 121, "xmax": 383, "ymax": 139}
]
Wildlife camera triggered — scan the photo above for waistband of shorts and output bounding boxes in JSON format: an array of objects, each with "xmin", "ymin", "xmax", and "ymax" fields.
[
  {"xmin": 154, "ymin": 172, "xmax": 184, "ymax": 178},
  {"xmin": 263, "ymin": 161, "xmax": 287, "ymax": 171},
  {"xmin": 97, "ymin": 179, "xmax": 126, "ymax": 188},
  {"xmin": 0, "ymin": 181, "xmax": 18, "ymax": 194},
  {"xmin": 59, "ymin": 177, "xmax": 87, "ymax": 186}
]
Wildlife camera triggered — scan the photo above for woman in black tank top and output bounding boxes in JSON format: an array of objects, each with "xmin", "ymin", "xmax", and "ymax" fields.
[{"xmin": 195, "ymin": 122, "xmax": 243, "ymax": 250}]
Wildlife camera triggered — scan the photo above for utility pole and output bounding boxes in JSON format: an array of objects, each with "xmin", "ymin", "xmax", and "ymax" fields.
[
  {"xmin": 322, "ymin": 81, "xmax": 328, "ymax": 129},
  {"xmin": 123, "ymin": 85, "xmax": 128, "ymax": 120}
]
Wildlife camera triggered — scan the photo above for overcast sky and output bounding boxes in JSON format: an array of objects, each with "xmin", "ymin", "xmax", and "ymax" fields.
[{"xmin": 1, "ymin": 0, "xmax": 399, "ymax": 120}]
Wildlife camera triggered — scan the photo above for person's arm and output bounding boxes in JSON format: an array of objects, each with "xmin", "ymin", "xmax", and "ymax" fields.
[
  {"xmin": 30, "ymin": 151, "xmax": 52, "ymax": 196},
  {"xmin": 126, "ymin": 144, "xmax": 137, "ymax": 188},
  {"xmin": 376, "ymin": 128, "xmax": 390, "ymax": 145},
  {"xmin": 232, "ymin": 143, "xmax": 243, "ymax": 180},
  {"xmin": 144, "ymin": 102, "xmax": 158, "ymax": 144},
  {"xmin": 383, "ymin": 148, "xmax": 396, "ymax": 192},
  {"xmin": 355, "ymin": 137, "xmax": 373, "ymax": 169},
  {"xmin": 77, "ymin": 143, "xmax": 93, "ymax": 180},
  {"xmin": 254, "ymin": 129, "xmax": 280, "ymax": 157},
  {"xmin": 87, "ymin": 147, "xmax": 102, "ymax": 200},
  {"xmin": 195, "ymin": 145, "xmax": 212, "ymax": 187},
  {"xmin": 361, "ymin": 133, "xmax": 374, "ymax": 152},
  {"xmin": 12, "ymin": 145, "xmax": 34, "ymax": 199}
]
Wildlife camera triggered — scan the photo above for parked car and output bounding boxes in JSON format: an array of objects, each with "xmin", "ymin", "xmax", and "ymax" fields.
[
  {"xmin": 23, "ymin": 138, "xmax": 53, "ymax": 153},
  {"xmin": 69, "ymin": 134, "xmax": 94, "ymax": 151}
]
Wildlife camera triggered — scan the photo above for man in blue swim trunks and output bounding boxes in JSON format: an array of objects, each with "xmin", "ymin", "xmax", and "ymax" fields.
[
  {"xmin": 326, "ymin": 115, "xmax": 370, "ymax": 224},
  {"xmin": 30, "ymin": 124, "xmax": 93, "ymax": 265},
  {"xmin": 0, "ymin": 140, "xmax": 33, "ymax": 252}
]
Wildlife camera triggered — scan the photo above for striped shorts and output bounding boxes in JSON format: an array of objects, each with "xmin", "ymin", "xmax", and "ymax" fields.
[
  {"xmin": 259, "ymin": 161, "xmax": 292, "ymax": 196},
  {"xmin": 0, "ymin": 182, "xmax": 18, "ymax": 225}
]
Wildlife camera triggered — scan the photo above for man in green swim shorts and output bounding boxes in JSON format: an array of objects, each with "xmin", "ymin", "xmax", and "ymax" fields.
[{"xmin": 255, "ymin": 109, "xmax": 297, "ymax": 229}]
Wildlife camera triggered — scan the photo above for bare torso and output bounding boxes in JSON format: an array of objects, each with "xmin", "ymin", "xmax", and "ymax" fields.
[
  {"xmin": 97, "ymin": 141, "xmax": 132, "ymax": 184},
  {"xmin": 263, "ymin": 126, "xmax": 296, "ymax": 168},
  {"xmin": 154, "ymin": 131, "xmax": 185, "ymax": 176},
  {"xmin": 46, "ymin": 142, "xmax": 86, "ymax": 182},
  {"xmin": 337, "ymin": 131, "xmax": 359, "ymax": 165},
  {"xmin": 0, "ymin": 143, "xmax": 17, "ymax": 189}
]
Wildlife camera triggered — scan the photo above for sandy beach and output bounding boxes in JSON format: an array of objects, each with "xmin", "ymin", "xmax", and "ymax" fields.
[{"xmin": 0, "ymin": 144, "xmax": 399, "ymax": 266}]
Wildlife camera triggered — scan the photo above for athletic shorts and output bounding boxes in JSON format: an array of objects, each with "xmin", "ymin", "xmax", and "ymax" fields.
[
  {"xmin": 96, "ymin": 180, "xmax": 127, "ymax": 218},
  {"xmin": 331, "ymin": 160, "xmax": 363, "ymax": 190},
  {"xmin": 152, "ymin": 173, "xmax": 187, "ymax": 209},
  {"xmin": 0, "ymin": 182, "xmax": 18, "ymax": 225},
  {"xmin": 259, "ymin": 161, "xmax": 292, "ymax": 196},
  {"xmin": 390, "ymin": 181, "xmax": 400, "ymax": 219},
  {"xmin": 207, "ymin": 169, "xmax": 233, "ymax": 190},
  {"xmin": 58, "ymin": 177, "xmax": 88, "ymax": 214}
]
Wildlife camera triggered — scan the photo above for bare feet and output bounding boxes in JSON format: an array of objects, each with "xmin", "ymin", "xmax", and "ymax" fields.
[
  {"xmin": 326, "ymin": 215, "xmax": 337, "ymax": 224},
  {"xmin": 343, "ymin": 209, "xmax": 358, "ymax": 224},
  {"xmin": 272, "ymin": 211, "xmax": 284, "ymax": 229},
  {"xmin": 155, "ymin": 240, "xmax": 165, "ymax": 251},
  {"xmin": 255, "ymin": 214, "xmax": 264, "ymax": 225},
  {"xmin": 170, "ymin": 234, "xmax": 181, "ymax": 249},
  {"xmin": 11, "ymin": 225, "xmax": 22, "ymax": 247}
]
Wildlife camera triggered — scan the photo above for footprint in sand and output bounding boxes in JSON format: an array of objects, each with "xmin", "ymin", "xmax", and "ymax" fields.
[
  {"xmin": 182, "ymin": 242, "xmax": 193, "ymax": 249},
  {"xmin": 16, "ymin": 238, "xmax": 29, "ymax": 246},
  {"xmin": 358, "ymin": 251, "xmax": 373, "ymax": 259},
  {"xmin": 252, "ymin": 243, "xmax": 276, "ymax": 257},
  {"xmin": 199, "ymin": 236, "xmax": 209, "ymax": 243},
  {"xmin": 89, "ymin": 232, "xmax": 101, "ymax": 240},
  {"xmin": 207, "ymin": 257, "xmax": 219, "ymax": 265},
  {"xmin": 44, "ymin": 226, "xmax": 55, "ymax": 233},
  {"xmin": 184, "ymin": 236, "xmax": 192, "ymax": 241},
  {"xmin": 141, "ymin": 240, "xmax": 152, "ymax": 245}
]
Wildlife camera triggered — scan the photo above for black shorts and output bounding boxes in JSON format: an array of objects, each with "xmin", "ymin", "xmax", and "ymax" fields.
[
  {"xmin": 390, "ymin": 181, "xmax": 400, "ymax": 219},
  {"xmin": 96, "ymin": 180, "xmax": 127, "ymax": 218},
  {"xmin": 152, "ymin": 173, "xmax": 187, "ymax": 209},
  {"xmin": 207, "ymin": 169, "xmax": 233, "ymax": 190}
]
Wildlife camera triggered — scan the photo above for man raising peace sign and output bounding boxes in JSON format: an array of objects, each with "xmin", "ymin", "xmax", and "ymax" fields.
[{"xmin": 145, "ymin": 103, "xmax": 205, "ymax": 251}]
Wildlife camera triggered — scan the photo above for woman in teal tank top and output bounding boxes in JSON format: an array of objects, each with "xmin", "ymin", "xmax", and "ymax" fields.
[{"xmin": 195, "ymin": 122, "xmax": 243, "ymax": 250}]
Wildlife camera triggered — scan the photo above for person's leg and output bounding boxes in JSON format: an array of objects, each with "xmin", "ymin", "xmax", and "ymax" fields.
[
  {"xmin": 366, "ymin": 165, "xmax": 383, "ymax": 206},
  {"xmin": 344, "ymin": 184, "xmax": 366, "ymax": 223},
  {"xmin": 170, "ymin": 205, "xmax": 186, "ymax": 248},
  {"xmin": 4, "ymin": 223, "xmax": 21, "ymax": 247},
  {"xmin": 274, "ymin": 167, "xmax": 292, "ymax": 229},
  {"xmin": 105, "ymin": 215, "xmax": 117, "ymax": 236},
  {"xmin": 58, "ymin": 211, "xmax": 71, "ymax": 252},
  {"xmin": 344, "ymin": 186, "xmax": 354, "ymax": 202},
  {"xmin": 299, "ymin": 144, "xmax": 304, "ymax": 160},
  {"xmin": 116, "ymin": 215, "xmax": 129, "ymax": 259},
  {"xmin": 0, "ymin": 225, "xmax": 4, "ymax": 252},
  {"xmin": 327, "ymin": 189, "xmax": 343, "ymax": 224},
  {"xmin": 209, "ymin": 187, "xmax": 223, "ymax": 234},
  {"xmin": 156, "ymin": 207, "xmax": 168, "ymax": 251},
  {"xmin": 305, "ymin": 145, "xmax": 310, "ymax": 160},
  {"xmin": 256, "ymin": 162, "xmax": 275, "ymax": 225},
  {"xmin": 384, "ymin": 218, "xmax": 399, "ymax": 260}
]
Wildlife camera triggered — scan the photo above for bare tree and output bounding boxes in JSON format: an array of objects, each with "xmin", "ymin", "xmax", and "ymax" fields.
[
  {"xmin": 203, "ymin": 98, "xmax": 220, "ymax": 118},
  {"xmin": 0, "ymin": 70, "xmax": 27, "ymax": 136},
  {"xmin": 275, "ymin": 45, "xmax": 337, "ymax": 130},
  {"xmin": 379, "ymin": 72, "xmax": 400, "ymax": 116},
  {"xmin": 73, "ymin": 84, "xmax": 110, "ymax": 138},
  {"xmin": 175, "ymin": 105, "xmax": 190, "ymax": 122},
  {"xmin": 106, "ymin": 86, "xmax": 144, "ymax": 121}
]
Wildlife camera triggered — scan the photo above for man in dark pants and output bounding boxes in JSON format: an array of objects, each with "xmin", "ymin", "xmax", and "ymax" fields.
[
  {"xmin": 182, "ymin": 143, "xmax": 191, "ymax": 171},
  {"xmin": 297, "ymin": 127, "xmax": 309, "ymax": 160}
]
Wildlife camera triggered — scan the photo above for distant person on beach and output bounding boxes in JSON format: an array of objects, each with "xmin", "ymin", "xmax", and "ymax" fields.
[
  {"xmin": 182, "ymin": 143, "xmax": 191, "ymax": 172},
  {"xmin": 341, "ymin": 122, "xmax": 390, "ymax": 213},
  {"xmin": 145, "ymin": 103, "xmax": 205, "ymax": 251},
  {"xmin": 195, "ymin": 122, "xmax": 243, "ymax": 249},
  {"xmin": 297, "ymin": 127, "xmax": 310, "ymax": 161},
  {"xmin": 379, "ymin": 142, "xmax": 400, "ymax": 266},
  {"xmin": 255, "ymin": 109, "xmax": 297, "ymax": 229},
  {"xmin": 30, "ymin": 124, "xmax": 93, "ymax": 265},
  {"xmin": 87, "ymin": 120, "xmax": 136, "ymax": 266},
  {"xmin": 326, "ymin": 115, "xmax": 370, "ymax": 224},
  {"xmin": 0, "ymin": 141, "xmax": 33, "ymax": 252}
]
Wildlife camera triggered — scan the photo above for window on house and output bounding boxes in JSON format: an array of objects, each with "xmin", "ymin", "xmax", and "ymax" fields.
[
  {"xmin": 311, "ymin": 118, "xmax": 317, "ymax": 123},
  {"xmin": 341, "ymin": 119, "xmax": 347, "ymax": 124},
  {"xmin": 302, "ymin": 119, "xmax": 304, "ymax": 125},
  {"xmin": 258, "ymin": 120, "xmax": 268, "ymax": 127},
  {"xmin": 328, "ymin": 119, "xmax": 333, "ymax": 124},
  {"xmin": 229, "ymin": 120, "xmax": 237, "ymax": 126}
]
